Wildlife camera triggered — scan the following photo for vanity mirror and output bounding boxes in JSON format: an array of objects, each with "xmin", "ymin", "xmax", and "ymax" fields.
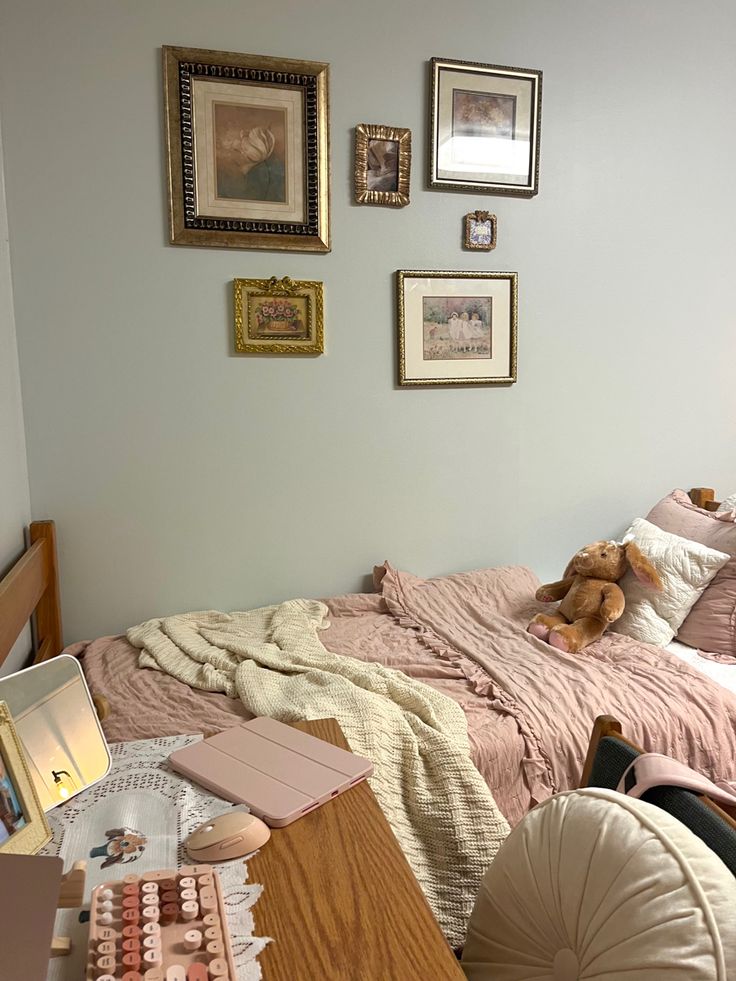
[{"xmin": 0, "ymin": 655, "xmax": 110, "ymax": 811}]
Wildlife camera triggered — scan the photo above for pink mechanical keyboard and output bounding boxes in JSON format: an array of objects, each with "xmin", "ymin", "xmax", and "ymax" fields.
[{"xmin": 86, "ymin": 864, "xmax": 236, "ymax": 981}]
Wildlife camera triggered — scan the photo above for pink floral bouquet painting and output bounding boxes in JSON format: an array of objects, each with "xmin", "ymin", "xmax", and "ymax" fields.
[{"xmin": 249, "ymin": 295, "xmax": 309, "ymax": 339}]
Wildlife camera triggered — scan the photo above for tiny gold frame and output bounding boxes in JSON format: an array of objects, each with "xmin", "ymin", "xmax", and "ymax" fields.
[
  {"xmin": 234, "ymin": 276, "xmax": 324, "ymax": 355},
  {"xmin": 0, "ymin": 702, "xmax": 51, "ymax": 855},
  {"xmin": 464, "ymin": 211, "xmax": 497, "ymax": 251},
  {"xmin": 354, "ymin": 124, "xmax": 411, "ymax": 207}
]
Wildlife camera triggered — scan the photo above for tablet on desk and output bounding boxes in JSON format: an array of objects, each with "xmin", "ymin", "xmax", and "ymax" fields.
[{"xmin": 169, "ymin": 717, "xmax": 373, "ymax": 827}]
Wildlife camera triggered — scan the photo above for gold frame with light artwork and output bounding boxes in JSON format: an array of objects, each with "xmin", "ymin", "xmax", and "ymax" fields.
[
  {"xmin": 463, "ymin": 211, "xmax": 497, "ymax": 251},
  {"xmin": 234, "ymin": 276, "xmax": 324, "ymax": 355},
  {"xmin": 163, "ymin": 45, "xmax": 330, "ymax": 253},
  {"xmin": 429, "ymin": 57, "xmax": 542, "ymax": 197},
  {"xmin": 397, "ymin": 269, "xmax": 517, "ymax": 387},
  {"xmin": 0, "ymin": 702, "xmax": 51, "ymax": 855},
  {"xmin": 354, "ymin": 123, "xmax": 411, "ymax": 207}
]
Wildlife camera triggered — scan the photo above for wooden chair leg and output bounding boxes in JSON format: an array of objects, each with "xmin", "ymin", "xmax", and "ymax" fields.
[{"xmin": 580, "ymin": 715, "xmax": 622, "ymax": 787}]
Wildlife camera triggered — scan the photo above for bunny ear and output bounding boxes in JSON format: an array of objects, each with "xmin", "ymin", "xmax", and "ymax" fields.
[
  {"xmin": 625, "ymin": 541, "xmax": 664, "ymax": 591},
  {"xmin": 562, "ymin": 557, "xmax": 576, "ymax": 579}
]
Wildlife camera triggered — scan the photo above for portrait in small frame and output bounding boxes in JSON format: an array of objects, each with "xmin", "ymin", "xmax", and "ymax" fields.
[
  {"xmin": 464, "ymin": 211, "xmax": 497, "ymax": 251},
  {"xmin": 354, "ymin": 124, "xmax": 411, "ymax": 207},
  {"xmin": 0, "ymin": 702, "xmax": 51, "ymax": 855},
  {"xmin": 234, "ymin": 276, "xmax": 324, "ymax": 354}
]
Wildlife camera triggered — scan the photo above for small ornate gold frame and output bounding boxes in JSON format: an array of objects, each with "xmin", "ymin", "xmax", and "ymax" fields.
[
  {"xmin": 463, "ymin": 211, "xmax": 497, "ymax": 251},
  {"xmin": 234, "ymin": 276, "xmax": 324, "ymax": 355},
  {"xmin": 0, "ymin": 702, "xmax": 51, "ymax": 855},
  {"xmin": 354, "ymin": 124, "xmax": 411, "ymax": 207}
]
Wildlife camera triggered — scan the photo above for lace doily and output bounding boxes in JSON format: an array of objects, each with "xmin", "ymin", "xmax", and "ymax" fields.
[{"xmin": 41, "ymin": 735, "xmax": 268, "ymax": 980}]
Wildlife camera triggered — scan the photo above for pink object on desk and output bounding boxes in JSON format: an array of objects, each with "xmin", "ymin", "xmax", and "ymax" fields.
[
  {"xmin": 169, "ymin": 715, "xmax": 373, "ymax": 827},
  {"xmin": 617, "ymin": 752, "xmax": 736, "ymax": 805},
  {"xmin": 86, "ymin": 865, "xmax": 235, "ymax": 981}
]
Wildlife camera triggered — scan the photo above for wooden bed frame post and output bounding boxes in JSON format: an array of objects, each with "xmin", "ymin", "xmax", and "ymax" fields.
[
  {"xmin": 689, "ymin": 488, "xmax": 718, "ymax": 511},
  {"xmin": 29, "ymin": 521, "xmax": 63, "ymax": 664},
  {"xmin": 0, "ymin": 520, "xmax": 63, "ymax": 669}
]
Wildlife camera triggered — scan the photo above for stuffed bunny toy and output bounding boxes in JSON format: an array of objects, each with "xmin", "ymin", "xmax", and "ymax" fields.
[{"xmin": 528, "ymin": 538, "xmax": 663, "ymax": 654}]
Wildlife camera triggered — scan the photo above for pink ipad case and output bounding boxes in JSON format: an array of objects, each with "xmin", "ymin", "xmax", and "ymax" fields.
[{"xmin": 169, "ymin": 717, "xmax": 373, "ymax": 827}]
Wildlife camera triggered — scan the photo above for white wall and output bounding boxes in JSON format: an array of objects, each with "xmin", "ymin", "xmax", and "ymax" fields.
[
  {"xmin": 1, "ymin": 0, "xmax": 735, "ymax": 642},
  {"xmin": 0, "ymin": 112, "xmax": 31, "ymax": 675}
]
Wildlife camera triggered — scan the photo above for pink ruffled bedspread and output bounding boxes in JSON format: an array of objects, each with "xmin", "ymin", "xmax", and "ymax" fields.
[{"xmin": 76, "ymin": 563, "xmax": 736, "ymax": 826}]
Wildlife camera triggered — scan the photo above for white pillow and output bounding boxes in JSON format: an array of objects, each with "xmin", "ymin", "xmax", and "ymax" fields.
[
  {"xmin": 615, "ymin": 517, "xmax": 729, "ymax": 646},
  {"xmin": 717, "ymin": 491, "xmax": 736, "ymax": 515},
  {"xmin": 462, "ymin": 787, "xmax": 736, "ymax": 981}
]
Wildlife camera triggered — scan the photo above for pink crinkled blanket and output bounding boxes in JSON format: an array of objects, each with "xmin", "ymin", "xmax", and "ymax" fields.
[
  {"xmin": 77, "ymin": 562, "xmax": 736, "ymax": 827},
  {"xmin": 377, "ymin": 562, "xmax": 736, "ymax": 806}
]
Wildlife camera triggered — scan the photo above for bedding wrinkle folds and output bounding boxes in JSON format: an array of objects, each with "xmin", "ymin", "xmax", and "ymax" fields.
[
  {"xmin": 127, "ymin": 598, "xmax": 509, "ymax": 947},
  {"xmin": 377, "ymin": 562, "xmax": 736, "ymax": 807}
]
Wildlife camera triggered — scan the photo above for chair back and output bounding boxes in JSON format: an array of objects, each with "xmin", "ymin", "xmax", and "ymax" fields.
[{"xmin": 584, "ymin": 719, "xmax": 736, "ymax": 876}]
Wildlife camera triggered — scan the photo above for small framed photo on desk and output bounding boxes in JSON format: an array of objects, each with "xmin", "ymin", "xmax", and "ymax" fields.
[{"xmin": 0, "ymin": 702, "xmax": 51, "ymax": 855}]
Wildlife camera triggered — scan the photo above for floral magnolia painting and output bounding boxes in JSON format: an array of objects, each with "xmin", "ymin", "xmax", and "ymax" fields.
[
  {"xmin": 163, "ymin": 46, "xmax": 330, "ymax": 251},
  {"xmin": 214, "ymin": 104, "xmax": 286, "ymax": 203},
  {"xmin": 422, "ymin": 296, "xmax": 493, "ymax": 361}
]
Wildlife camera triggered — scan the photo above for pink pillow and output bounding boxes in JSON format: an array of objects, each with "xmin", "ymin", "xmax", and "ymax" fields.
[{"xmin": 646, "ymin": 490, "xmax": 736, "ymax": 656}]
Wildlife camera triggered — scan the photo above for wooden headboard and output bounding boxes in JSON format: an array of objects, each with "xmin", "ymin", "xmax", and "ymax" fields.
[{"xmin": 0, "ymin": 521, "xmax": 63, "ymax": 672}]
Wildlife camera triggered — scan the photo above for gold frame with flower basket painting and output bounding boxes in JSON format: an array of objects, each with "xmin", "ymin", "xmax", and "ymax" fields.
[{"xmin": 234, "ymin": 276, "xmax": 324, "ymax": 355}]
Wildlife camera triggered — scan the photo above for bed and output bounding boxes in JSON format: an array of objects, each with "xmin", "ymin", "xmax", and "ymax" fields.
[{"xmin": 3, "ymin": 489, "xmax": 736, "ymax": 829}]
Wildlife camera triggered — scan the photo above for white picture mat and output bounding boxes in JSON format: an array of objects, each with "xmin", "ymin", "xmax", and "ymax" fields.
[
  {"xmin": 435, "ymin": 66, "xmax": 536, "ymax": 187},
  {"xmin": 192, "ymin": 78, "xmax": 305, "ymax": 222},
  {"xmin": 403, "ymin": 276, "xmax": 512, "ymax": 381}
]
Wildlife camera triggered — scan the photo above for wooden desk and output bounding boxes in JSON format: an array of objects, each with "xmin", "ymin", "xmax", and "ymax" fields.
[{"xmin": 248, "ymin": 718, "xmax": 465, "ymax": 981}]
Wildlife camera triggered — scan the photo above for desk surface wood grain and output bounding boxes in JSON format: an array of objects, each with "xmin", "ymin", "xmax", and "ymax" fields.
[{"xmin": 247, "ymin": 718, "xmax": 466, "ymax": 981}]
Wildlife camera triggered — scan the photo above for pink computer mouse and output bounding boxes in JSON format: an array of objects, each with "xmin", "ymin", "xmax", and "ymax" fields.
[{"xmin": 185, "ymin": 811, "xmax": 271, "ymax": 862}]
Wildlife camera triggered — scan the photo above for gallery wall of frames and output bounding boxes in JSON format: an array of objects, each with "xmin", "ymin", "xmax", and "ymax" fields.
[{"xmin": 163, "ymin": 45, "xmax": 541, "ymax": 387}]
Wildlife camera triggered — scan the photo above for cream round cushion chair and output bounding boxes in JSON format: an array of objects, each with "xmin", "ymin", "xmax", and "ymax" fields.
[{"xmin": 462, "ymin": 788, "xmax": 736, "ymax": 981}]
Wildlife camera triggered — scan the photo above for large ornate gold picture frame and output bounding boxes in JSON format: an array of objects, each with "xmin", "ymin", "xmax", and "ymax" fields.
[
  {"xmin": 234, "ymin": 276, "xmax": 324, "ymax": 355},
  {"xmin": 163, "ymin": 45, "xmax": 330, "ymax": 253},
  {"xmin": 0, "ymin": 702, "xmax": 51, "ymax": 855},
  {"xmin": 429, "ymin": 57, "xmax": 542, "ymax": 197},
  {"xmin": 354, "ymin": 123, "xmax": 411, "ymax": 207}
]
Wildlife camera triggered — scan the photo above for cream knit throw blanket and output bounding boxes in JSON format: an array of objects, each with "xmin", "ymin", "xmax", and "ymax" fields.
[{"xmin": 127, "ymin": 600, "xmax": 509, "ymax": 946}]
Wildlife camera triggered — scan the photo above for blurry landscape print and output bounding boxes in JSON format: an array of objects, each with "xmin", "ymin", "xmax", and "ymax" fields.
[
  {"xmin": 422, "ymin": 296, "xmax": 492, "ymax": 360},
  {"xmin": 452, "ymin": 90, "xmax": 516, "ymax": 139},
  {"xmin": 214, "ymin": 102, "xmax": 287, "ymax": 202}
]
